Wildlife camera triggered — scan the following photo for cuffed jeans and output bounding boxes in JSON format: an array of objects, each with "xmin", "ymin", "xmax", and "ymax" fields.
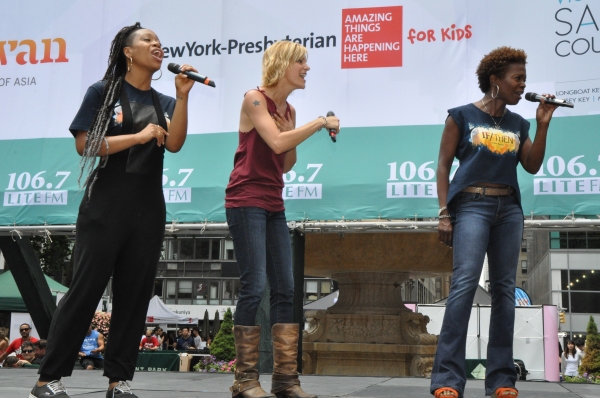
[
  {"xmin": 430, "ymin": 192, "xmax": 523, "ymax": 397},
  {"xmin": 226, "ymin": 207, "xmax": 294, "ymax": 327}
]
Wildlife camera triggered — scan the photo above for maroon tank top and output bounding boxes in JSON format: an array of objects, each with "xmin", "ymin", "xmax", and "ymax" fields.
[{"xmin": 225, "ymin": 89, "xmax": 290, "ymax": 212}]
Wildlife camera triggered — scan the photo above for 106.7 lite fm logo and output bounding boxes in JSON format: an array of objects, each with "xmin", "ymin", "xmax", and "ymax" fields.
[
  {"xmin": 533, "ymin": 154, "xmax": 600, "ymax": 195},
  {"xmin": 2, "ymin": 168, "xmax": 197, "ymax": 206},
  {"xmin": 3, "ymin": 170, "xmax": 71, "ymax": 206},
  {"xmin": 384, "ymin": 154, "xmax": 600, "ymax": 199},
  {"xmin": 283, "ymin": 164, "xmax": 323, "ymax": 200},
  {"xmin": 386, "ymin": 160, "xmax": 458, "ymax": 198},
  {"xmin": 162, "ymin": 168, "xmax": 194, "ymax": 203}
]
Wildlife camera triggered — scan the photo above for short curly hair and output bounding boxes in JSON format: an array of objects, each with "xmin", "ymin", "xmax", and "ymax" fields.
[
  {"xmin": 476, "ymin": 46, "xmax": 527, "ymax": 93},
  {"xmin": 262, "ymin": 41, "xmax": 308, "ymax": 87}
]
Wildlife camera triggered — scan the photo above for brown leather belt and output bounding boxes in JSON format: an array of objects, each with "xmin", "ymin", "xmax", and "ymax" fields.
[{"xmin": 461, "ymin": 186, "xmax": 514, "ymax": 196}]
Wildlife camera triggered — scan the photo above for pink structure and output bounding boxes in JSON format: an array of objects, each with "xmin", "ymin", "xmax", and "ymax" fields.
[{"xmin": 543, "ymin": 305, "xmax": 560, "ymax": 382}]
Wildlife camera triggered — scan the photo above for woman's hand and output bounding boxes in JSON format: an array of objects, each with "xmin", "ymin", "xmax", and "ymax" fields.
[
  {"xmin": 137, "ymin": 123, "xmax": 169, "ymax": 146},
  {"xmin": 438, "ymin": 219, "xmax": 453, "ymax": 248},
  {"xmin": 325, "ymin": 115, "xmax": 340, "ymax": 134},
  {"xmin": 535, "ymin": 93, "xmax": 559, "ymax": 126},
  {"xmin": 174, "ymin": 64, "xmax": 197, "ymax": 95},
  {"xmin": 273, "ymin": 112, "xmax": 294, "ymax": 132}
]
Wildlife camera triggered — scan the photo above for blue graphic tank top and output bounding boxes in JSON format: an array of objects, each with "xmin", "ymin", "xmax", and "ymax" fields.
[{"xmin": 447, "ymin": 103, "xmax": 530, "ymax": 207}]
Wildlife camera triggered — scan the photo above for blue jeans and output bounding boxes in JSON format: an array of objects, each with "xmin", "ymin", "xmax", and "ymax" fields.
[
  {"xmin": 430, "ymin": 192, "xmax": 523, "ymax": 397},
  {"xmin": 226, "ymin": 207, "xmax": 294, "ymax": 327}
]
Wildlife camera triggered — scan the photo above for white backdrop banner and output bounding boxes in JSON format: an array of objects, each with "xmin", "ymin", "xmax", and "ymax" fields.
[{"xmin": 1, "ymin": 0, "xmax": 599, "ymax": 224}]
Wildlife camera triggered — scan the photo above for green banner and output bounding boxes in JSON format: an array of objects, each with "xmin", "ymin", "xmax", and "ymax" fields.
[
  {"xmin": 135, "ymin": 351, "xmax": 180, "ymax": 372},
  {"xmin": 1, "ymin": 114, "xmax": 599, "ymax": 226}
]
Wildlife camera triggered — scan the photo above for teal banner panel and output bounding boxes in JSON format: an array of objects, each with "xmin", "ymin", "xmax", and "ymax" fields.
[{"xmin": 1, "ymin": 114, "xmax": 599, "ymax": 226}]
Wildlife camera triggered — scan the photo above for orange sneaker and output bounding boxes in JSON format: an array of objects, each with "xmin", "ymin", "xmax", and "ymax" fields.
[
  {"xmin": 434, "ymin": 387, "xmax": 459, "ymax": 398},
  {"xmin": 491, "ymin": 387, "xmax": 518, "ymax": 397}
]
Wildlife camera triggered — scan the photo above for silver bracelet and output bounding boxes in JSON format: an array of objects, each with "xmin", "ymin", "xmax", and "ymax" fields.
[
  {"xmin": 103, "ymin": 137, "xmax": 109, "ymax": 155},
  {"xmin": 438, "ymin": 206, "xmax": 447, "ymax": 216},
  {"xmin": 317, "ymin": 116, "xmax": 327, "ymax": 131},
  {"xmin": 438, "ymin": 214, "xmax": 451, "ymax": 219}
]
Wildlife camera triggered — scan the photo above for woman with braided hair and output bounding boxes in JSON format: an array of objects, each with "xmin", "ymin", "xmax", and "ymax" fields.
[{"xmin": 31, "ymin": 23, "xmax": 198, "ymax": 398}]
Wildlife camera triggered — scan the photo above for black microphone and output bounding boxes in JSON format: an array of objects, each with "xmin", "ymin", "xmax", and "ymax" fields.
[
  {"xmin": 326, "ymin": 111, "xmax": 337, "ymax": 142},
  {"xmin": 167, "ymin": 63, "xmax": 215, "ymax": 87},
  {"xmin": 525, "ymin": 92, "xmax": 573, "ymax": 108}
]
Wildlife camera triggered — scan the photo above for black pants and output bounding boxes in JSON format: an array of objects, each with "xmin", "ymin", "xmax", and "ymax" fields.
[{"xmin": 39, "ymin": 170, "xmax": 165, "ymax": 381}]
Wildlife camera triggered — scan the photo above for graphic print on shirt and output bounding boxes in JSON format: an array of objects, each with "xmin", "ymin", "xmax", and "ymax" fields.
[
  {"xmin": 113, "ymin": 101, "xmax": 123, "ymax": 125},
  {"xmin": 469, "ymin": 124, "xmax": 520, "ymax": 155}
]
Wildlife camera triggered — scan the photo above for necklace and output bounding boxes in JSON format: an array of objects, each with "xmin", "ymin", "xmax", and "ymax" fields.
[{"xmin": 481, "ymin": 98, "xmax": 505, "ymax": 129}]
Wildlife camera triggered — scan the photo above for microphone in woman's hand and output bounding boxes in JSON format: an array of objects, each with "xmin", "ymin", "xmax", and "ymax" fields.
[
  {"xmin": 167, "ymin": 63, "xmax": 215, "ymax": 87},
  {"xmin": 327, "ymin": 111, "xmax": 337, "ymax": 142}
]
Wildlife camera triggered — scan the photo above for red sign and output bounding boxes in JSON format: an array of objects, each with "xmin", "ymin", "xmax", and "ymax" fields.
[{"xmin": 341, "ymin": 6, "xmax": 403, "ymax": 69}]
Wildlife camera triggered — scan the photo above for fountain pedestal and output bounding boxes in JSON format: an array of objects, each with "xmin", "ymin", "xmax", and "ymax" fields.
[{"xmin": 301, "ymin": 233, "xmax": 452, "ymax": 377}]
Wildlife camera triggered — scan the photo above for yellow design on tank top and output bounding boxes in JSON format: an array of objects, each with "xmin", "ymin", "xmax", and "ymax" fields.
[{"xmin": 470, "ymin": 126, "xmax": 520, "ymax": 155}]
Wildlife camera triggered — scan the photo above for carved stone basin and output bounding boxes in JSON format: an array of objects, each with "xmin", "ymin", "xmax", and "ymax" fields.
[
  {"xmin": 305, "ymin": 232, "xmax": 453, "ymax": 277},
  {"xmin": 302, "ymin": 232, "xmax": 453, "ymax": 377}
]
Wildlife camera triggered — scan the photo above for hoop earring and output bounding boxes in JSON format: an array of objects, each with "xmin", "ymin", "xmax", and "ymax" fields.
[
  {"xmin": 491, "ymin": 84, "xmax": 499, "ymax": 99},
  {"xmin": 127, "ymin": 56, "xmax": 132, "ymax": 73},
  {"xmin": 152, "ymin": 69, "xmax": 162, "ymax": 81}
]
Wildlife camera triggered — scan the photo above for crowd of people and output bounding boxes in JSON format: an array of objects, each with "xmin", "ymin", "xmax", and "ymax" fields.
[
  {"xmin": 0, "ymin": 323, "xmax": 213, "ymax": 371},
  {"xmin": 0, "ymin": 324, "xmax": 44, "ymax": 368}
]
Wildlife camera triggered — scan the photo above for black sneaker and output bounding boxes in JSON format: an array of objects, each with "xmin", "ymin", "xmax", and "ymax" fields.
[
  {"xmin": 29, "ymin": 380, "xmax": 70, "ymax": 397},
  {"xmin": 106, "ymin": 381, "xmax": 138, "ymax": 397}
]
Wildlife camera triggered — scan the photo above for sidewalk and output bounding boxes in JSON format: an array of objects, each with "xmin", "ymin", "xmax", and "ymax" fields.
[{"xmin": 1, "ymin": 369, "xmax": 599, "ymax": 397}]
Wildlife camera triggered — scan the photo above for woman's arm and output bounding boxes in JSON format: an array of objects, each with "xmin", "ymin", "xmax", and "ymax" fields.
[
  {"xmin": 520, "ymin": 96, "xmax": 559, "ymax": 174},
  {"xmin": 436, "ymin": 116, "xmax": 460, "ymax": 247},
  {"xmin": 165, "ymin": 64, "xmax": 197, "ymax": 153},
  {"xmin": 241, "ymin": 90, "xmax": 339, "ymax": 154},
  {"xmin": 165, "ymin": 94, "xmax": 188, "ymax": 153},
  {"xmin": 75, "ymin": 123, "xmax": 168, "ymax": 156}
]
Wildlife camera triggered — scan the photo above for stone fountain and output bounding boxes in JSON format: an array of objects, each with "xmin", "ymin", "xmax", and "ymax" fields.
[{"xmin": 302, "ymin": 232, "xmax": 452, "ymax": 377}]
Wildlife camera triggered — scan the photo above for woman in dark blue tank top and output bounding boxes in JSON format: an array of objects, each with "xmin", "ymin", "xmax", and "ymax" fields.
[{"xmin": 430, "ymin": 47, "xmax": 559, "ymax": 398}]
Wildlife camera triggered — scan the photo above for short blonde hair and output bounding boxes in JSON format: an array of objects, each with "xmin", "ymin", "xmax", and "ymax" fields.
[{"xmin": 262, "ymin": 41, "xmax": 308, "ymax": 87}]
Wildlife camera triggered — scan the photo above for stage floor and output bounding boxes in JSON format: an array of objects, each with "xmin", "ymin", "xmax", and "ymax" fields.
[{"xmin": 1, "ymin": 369, "xmax": 599, "ymax": 397}]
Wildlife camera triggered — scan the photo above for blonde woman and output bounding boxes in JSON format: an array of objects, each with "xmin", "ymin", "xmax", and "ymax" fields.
[{"xmin": 225, "ymin": 41, "xmax": 339, "ymax": 398}]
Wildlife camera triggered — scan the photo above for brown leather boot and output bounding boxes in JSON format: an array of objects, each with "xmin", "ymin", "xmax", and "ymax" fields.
[
  {"xmin": 230, "ymin": 326, "xmax": 275, "ymax": 398},
  {"xmin": 271, "ymin": 323, "xmax": 317, "ymax": 398}
]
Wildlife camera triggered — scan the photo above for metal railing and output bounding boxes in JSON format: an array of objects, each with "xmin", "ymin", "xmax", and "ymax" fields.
[{"xmin": 1, "ymin": 215, "xmax": 599, "ymax": 236}]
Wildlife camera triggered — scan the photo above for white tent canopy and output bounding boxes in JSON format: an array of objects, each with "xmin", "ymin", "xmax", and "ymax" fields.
[
  {"xmin": 146, "ymin": 295, "xmax": 198, "ymax": 325},
  {"xmin": 303, "ymin": 291, "xmax": 339, "ymax": 310}
]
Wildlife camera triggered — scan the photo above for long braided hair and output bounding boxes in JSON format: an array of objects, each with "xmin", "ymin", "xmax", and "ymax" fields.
[{"xmin": 78, "ymin": 22, "xmax": 143, "ymax": 187}]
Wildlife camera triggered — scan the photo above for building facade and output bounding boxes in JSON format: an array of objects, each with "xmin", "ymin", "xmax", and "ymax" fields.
[
  {"xmin": 526, "ymin": 226, "xmax": 600, "ymax": 341},
  {"xmin": 104, "ymin": 235, "xmax": 333, "ymax": 319}
]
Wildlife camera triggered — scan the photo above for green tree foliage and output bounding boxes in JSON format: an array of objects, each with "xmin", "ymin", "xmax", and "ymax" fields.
[
  {"xmin": 580, "ymin": 316, "xmax": 600, "ymax": 376},
  {"xmin": 209, "ymin": 308, "xmax": 235, "ymax": 362},
  {"xmin": 29, "ymin": 236, "xmax": 73, "ymax": 276}
]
